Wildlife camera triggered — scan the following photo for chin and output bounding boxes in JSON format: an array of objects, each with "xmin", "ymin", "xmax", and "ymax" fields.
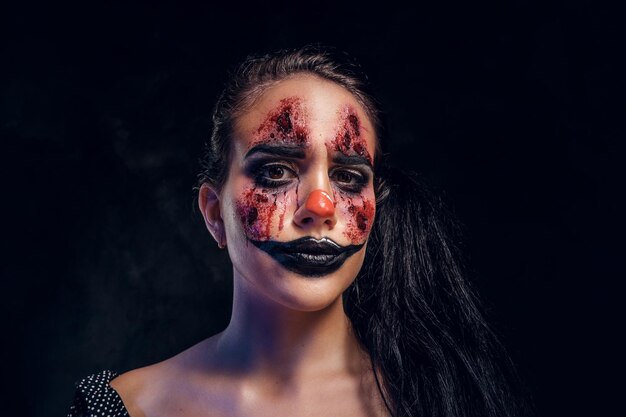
[
  {"xmin": 244, "ymin": 250, "xmax": 366, "ymax": 313},
  {"xmin": 229, "ymin": 234, "xmax": 368, "ymax": 310},
  {"xmin": 267, "ymin": 282, "xmax": 347, "ymax": 312}
]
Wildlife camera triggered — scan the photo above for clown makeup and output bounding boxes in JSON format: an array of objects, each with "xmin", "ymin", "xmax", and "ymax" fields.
[
  {"xmin": 327, "ymin": 104, "xmax": 373, "ymax": 167},
  {"xmin": 250, "ymin": 97, "xmax": 309, "ymax": 148},
  {"xmin": 327, "ymin": 105, "xmax": 375, "ymax": 243},
  {"xmin": 233, "ymin": 80, "xmax": 375, "ymax": 276},
  {"xmin": 233, "ymin": 91, "xmax": 376, "ymax": 261},
  {"xmin": 235, "ymin": 96, "xmax": 310, "ymax": 242}
]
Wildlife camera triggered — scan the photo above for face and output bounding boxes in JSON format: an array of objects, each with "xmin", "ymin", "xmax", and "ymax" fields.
[{"xmin": 202, "ymin": 74, "xmax": 377, "ymax": 312}]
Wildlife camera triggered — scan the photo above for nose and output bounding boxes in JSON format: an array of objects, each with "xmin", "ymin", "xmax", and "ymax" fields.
[
  {"xmin": 306, "ymin": 190, "xmax": 335, "ymax": 217},
  {"xmin": 293, "ymin": 189, "xmax": 337, "ymax": 229}
]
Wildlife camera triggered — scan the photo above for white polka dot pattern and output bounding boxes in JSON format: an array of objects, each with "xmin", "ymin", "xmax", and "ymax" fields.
[{"xmin": 67, "ymin": 370, "xmax": 129, "ymax": 417}]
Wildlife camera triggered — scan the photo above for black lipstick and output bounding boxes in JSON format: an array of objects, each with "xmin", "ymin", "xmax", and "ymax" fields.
[{"xmin": 250, "ymin": 237, "xmax": 364, "ymax": 277}]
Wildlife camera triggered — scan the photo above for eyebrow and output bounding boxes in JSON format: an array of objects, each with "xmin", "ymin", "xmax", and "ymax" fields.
[
  {"xmin": 244, "ymin": 144, "xmax": 307, "ymax": 160},
  {"xmin": 244, "ymin": 143, "xmax": 373, "ymax": 170},
  {"xmin": 332, "ymin": 154, "xmax": 373, "ymax": 170}
]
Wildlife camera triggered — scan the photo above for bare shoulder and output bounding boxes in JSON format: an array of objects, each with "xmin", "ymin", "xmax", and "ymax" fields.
[{"xmin": 110, "ymin": 335, "xmax": 225, "ymax": 417}]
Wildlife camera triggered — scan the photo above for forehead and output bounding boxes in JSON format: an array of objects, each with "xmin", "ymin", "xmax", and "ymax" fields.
[{"xmin": 232, "ymin": 74, "xmax": 376, "ymax": 157}]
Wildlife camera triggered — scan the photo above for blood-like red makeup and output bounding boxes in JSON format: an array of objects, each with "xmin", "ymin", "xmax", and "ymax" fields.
[
  {"xmin": 235, "ymin": 187, "xmax": 292, "ymax": 241},
  {"xmin": 235, "ymin": 97, "xmax": 311, "ymax": 241},
  {"xmin": 237, "ymin": 98, "xmax": 375, "ymax": 246},
  {"xmin": 328, "ymin": 105, "xmax": 373, "ymax": 166},
  {"xmin": 251, "ymin": 97, "xmax": 309, "ymax": 148},
  {"xmin": 334, "ymin": 194, "xmax": 375, "ymax": 243},
  {"xmin": 326, "ymin": 105, "xmax": 376, "ymax": 243}
]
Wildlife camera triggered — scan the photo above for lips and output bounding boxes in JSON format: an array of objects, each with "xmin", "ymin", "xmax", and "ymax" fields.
[{"xmin": 250, "ymin": 237, "xmax": 364, "ymax": 277}]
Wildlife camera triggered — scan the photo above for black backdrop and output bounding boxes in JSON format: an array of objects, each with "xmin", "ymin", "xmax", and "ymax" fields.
[{"xmin": 2, "ymin": 1, "xmax": 622, "ymax": 416}]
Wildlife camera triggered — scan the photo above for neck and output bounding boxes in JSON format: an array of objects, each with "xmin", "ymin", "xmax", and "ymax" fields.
[{"xmin": 213, "ymin": 268, "xmax": 367, "ymax": 380}]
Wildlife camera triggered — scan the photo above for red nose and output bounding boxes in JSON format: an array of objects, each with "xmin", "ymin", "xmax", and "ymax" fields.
[{"xmin": 305, "ymin": 189, "xmax": 335, "ymax": 217}]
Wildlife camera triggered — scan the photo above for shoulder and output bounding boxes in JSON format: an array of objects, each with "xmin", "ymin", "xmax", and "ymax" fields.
[
  {"xmin": 109, "ymin": 336, "xmax": 226, "ymax": 417},
  {"xmin": 68, "ymin": 370, "xmax": 129, "ymax": 417}
]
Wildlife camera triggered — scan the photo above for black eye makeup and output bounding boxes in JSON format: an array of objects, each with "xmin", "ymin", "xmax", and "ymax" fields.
[
  {"xmin": 330, "ymin": 167, "xmax": 369, "ymax": 193},
  {"xmin": 246, "ymin": 158, "xmax": 298, "ymax": 190},
  {"xmin": 244, "ymin": 156, "xmax": 371, "ymax": 194}
]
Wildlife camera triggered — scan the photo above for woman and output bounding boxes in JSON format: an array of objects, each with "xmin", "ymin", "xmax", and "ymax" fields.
[{"xmin": 68, "ymin": 46, "xmax": 528, "ymax": 417}]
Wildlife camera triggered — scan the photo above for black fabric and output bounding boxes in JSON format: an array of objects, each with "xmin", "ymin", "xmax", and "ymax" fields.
[{"xmin": 68, "ymin": 370, "xmax": 129, "ymax": 417}]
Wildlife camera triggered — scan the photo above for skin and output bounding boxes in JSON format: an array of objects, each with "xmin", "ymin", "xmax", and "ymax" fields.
[{"xmin": 110, "ymin": 74, "xmax": 390, "ymax": 417}]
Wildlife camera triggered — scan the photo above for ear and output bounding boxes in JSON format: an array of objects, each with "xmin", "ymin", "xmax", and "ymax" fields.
[{"xmin": 199, "ymin": 183, "xmax": 226, "ymax": 248}]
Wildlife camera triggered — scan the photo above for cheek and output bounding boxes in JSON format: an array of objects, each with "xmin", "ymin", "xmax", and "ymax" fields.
[
  {"xmin": 234, "ymin": 185, "xmax": 298, "ymax": 241},
  {"xmin": 334, "ymin": 190, "xmax": 376, "ymax": 244}
]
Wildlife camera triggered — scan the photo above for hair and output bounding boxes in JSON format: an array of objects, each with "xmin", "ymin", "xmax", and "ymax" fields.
[{"xmin": 196, "ymin": 45, "xmax": 530, "ymax": 417}]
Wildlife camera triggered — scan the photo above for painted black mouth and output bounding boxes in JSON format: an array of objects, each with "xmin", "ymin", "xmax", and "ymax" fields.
[{"xmin": 250, "ymin": 237, "xmax": 364, "ymax": 277}]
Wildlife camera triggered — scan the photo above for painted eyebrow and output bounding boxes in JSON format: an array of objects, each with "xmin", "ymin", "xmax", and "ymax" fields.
[
  {"xmin": 332, "ymin": 154, "xmax": 373, "ymax": 170},
  {"xmin": 244, "ymin": 144, "xmax": 373, "ymax": 170},
  {"xmin": 244, "ymin": 144, "xmax": 307, "ymax": 160}
]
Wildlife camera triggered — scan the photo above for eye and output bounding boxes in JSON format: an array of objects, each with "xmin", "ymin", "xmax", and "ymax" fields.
[
  {"xmin": 330, "ymin": 168, "xmax": 368, "ymax": 193},
  {"xmin": 253, "ymin": 163, "xmax": 297, "ymax": 188},
  {"xmin": 334, "ymin": 170, "xmax": 356, "ymax": 184},
  {"xmin": 267, "ymin": 165, "xmax": 287, "ymax": 180}
]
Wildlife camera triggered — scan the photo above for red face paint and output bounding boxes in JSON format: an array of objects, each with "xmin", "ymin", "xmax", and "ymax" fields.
[
  {"xmin": 324, "ymin": 105, "xmax": 376, "ymax": 244},
  {"xmin": 236, "ymin": 97, "xmax": 310, "ymax": 241},
  {"xmin": 235, "ymin": 179, "xmax": 298, "ymax": 241},
  {"xmin": 251, "ymin": 97, "xmax": 309, "ymax": 148},
  {"xmin": 235, "ymin": 187, "xmax": 279, "ymax": 241},
  {"xmin": 328, "ymin": 105, "xmax": 373, "ymax": 166},
  {"xmin": 237, "ymin": 98, "xmax": 375, "ymax": 246},
  {"xmin": 342, "ymin": 197, "xmax": 375, "ymax": 243},
  {"xmin": 305, "ymin": 189, "xmax": 335, "ymax": 218}
]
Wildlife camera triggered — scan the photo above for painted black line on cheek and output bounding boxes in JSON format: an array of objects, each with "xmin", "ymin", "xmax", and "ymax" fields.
[
  {"xmin": 295, "ymin": 178, "xmax": 301, "ymax": 211},
  {"xmin": 279, "ymin": 190, "xmax": 288, "ymax": 232},
  {"xmin": 272, "ymin": 194, "xmax": 278, "ymax": 237}
]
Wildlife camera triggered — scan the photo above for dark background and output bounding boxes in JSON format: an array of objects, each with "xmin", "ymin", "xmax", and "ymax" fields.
[{"xmin": 1, "ymin": 1, "xmax": 622, "ymax": 416}]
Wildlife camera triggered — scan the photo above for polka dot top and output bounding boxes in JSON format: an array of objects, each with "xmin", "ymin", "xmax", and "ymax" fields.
[{"xmin": 68, "ymin": 370, "xmax": 129, "ymax": 417}]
